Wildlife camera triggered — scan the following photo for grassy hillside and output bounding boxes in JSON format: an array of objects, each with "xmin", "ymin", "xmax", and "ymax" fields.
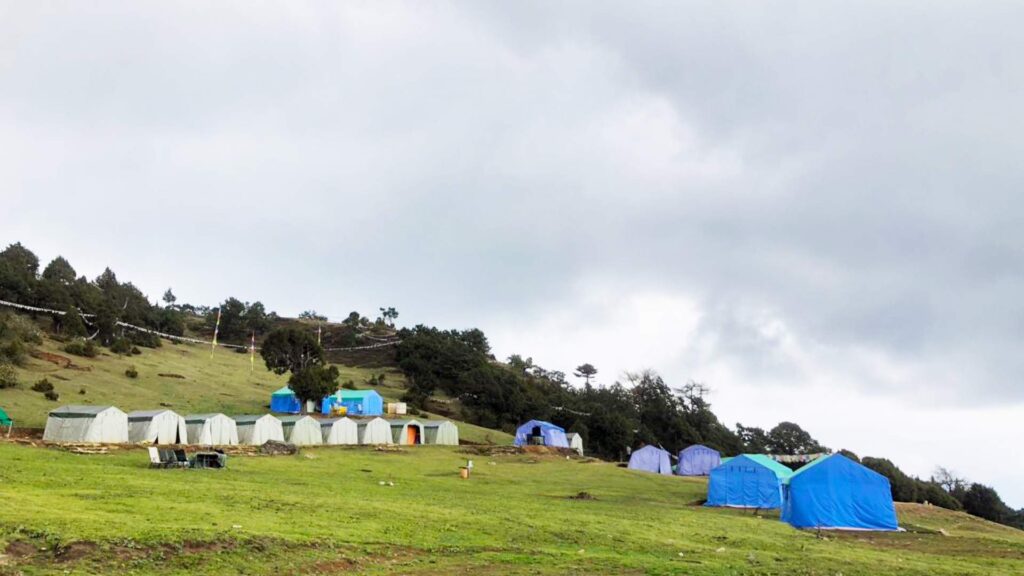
[
  {"xmin": 0, "ymin": 336, "xmax": 510, "ymax": 445},
  {"xmin": 0, "ymin": 443, "xmax": 1021, "ymax": 575}
]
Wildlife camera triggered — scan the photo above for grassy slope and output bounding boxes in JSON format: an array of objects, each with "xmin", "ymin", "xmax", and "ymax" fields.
[
  {"xmin": 0, "ymin": 444, "xmax": 1021, "ymax": 575},
  {"xmin": 1, "ymin": 337, "xmax": 510, "ymax": 444}
]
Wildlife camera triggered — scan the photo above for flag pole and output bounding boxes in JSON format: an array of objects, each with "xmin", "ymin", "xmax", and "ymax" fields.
[{"xmin": 210, "ymin": 308, "xmax": 221, "ymax": 359}]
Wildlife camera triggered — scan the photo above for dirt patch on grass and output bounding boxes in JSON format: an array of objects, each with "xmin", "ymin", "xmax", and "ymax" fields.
[
  {"xmin": 306, "ymin": 558, "xmax": 358, "ymax": 573},
  {"xmin": 4, "ymin": 540, "xmax": 36, "ymax": 559},
  {"xmin": 568, "ymin": 491, "xmax": 596, "ymax": 500},
  {"xmin": 54, "ymin": 541, "xmax": 98, "ymax": 562},
  {"xmin": 31, "ymin": 350, "xmax": 72, "ymax": 368},
  {"xmin": 158, "ymin": 373, "xmax": 186, "ymax": 379}
]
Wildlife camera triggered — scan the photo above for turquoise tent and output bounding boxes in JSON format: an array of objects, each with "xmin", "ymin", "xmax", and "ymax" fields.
[
  {"xmin": 270, "ymin": 386, "xmax": 301, "ymax": 414},
  {"xmin": 706, "ymin": 454, "xmax": 793, "ymax": 509},
  {"xmin": 782, "ymin": 454, "xmax": 899, "ymax": 530},
  {"xmin": 321, "ymin": 390, "xmax": 384, "ymax": 416}
]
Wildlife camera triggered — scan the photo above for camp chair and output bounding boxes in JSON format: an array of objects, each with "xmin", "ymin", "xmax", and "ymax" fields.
[
  {"xmin": 148, "ymin": 447, "xmax": 163, "ymax": 468},
  {"xmin": 173, "ymin": 449, "xmax": 190, "ymax": 468}
]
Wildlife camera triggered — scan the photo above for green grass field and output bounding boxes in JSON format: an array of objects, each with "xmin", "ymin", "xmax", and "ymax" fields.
[
  {"xmin": 0, "ymin": 337, "xmax": 509, "ymax": 444},
  {"xmin": 0, "ymin": 443, "xmax": 1022, "ymax": 575},
  {"xmin": 1, "ymin": 337, "xmax": 1022, "ymax": 574}
]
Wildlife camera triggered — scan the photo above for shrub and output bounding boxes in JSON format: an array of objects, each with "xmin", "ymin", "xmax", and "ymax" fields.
[
  {"xmin": 341, "ymin": 379, "xmax": 357, "ymax": 390},
  {"xmin": 109, "ymin": 338, "xmax": 132, "ymax": 355},
  {"xmin": 130, "ymin": 346, "xmax": 141, "ymax": 355},
  {"xmin": 79, "ymin": 386, "xmax": 86, "ymax": 395},
  {"xmin": 377, "ymin": 373, "xmax": 386, "ymax": 385},
  {"xmin": 64, "ymin": 338, "xmax": 97, "ymax": 358},
  {"xmin": 0, "ymin": 338, "xmax": 27, "ymax": 366},
  {"xmin": 408, "ymin": 406, "xmax": 421, "ymax": 416},
  {"xmin": 125, "ymin": 365, "xmax": 139, "ymax": 379},
  {"xmin": 0, "ymin": 362, "xmax": 17, "ymax": 389},
  {"xmin": 44, "ymin": 390, "xmax": 59, "ymax": 402},
  {"xmin": 128, "ymin": 332, "xmax": 161, "ymax": 349},
  {"xmin": 31, "ymin": 378, "xmax": 54, "ymax": 393}
]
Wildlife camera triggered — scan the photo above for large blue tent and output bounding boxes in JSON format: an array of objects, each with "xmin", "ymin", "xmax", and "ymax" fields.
[
  {"xmin": 628, "ymin": 445, "xmax": 673, "ymax": 475},
  {"xmin": 513, "ymin": 420, "xmax": 569, "ymax": 448},
  {"xmin": 270, "ymin": 386, "xmax": 301, "ymax": 414},
  {"xmin": 677, "ymin": 444, "xmax": 721, "ymax": 476},
  {"xmin": 782, "ymin": 454, "xmax": 899, "ymax": 531},
  {"xmin": 706, "ymin": 454, "xmax": 793, "ymax": 509}
]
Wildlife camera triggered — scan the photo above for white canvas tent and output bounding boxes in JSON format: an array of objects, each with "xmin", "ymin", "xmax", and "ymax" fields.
[
  {"xmin": 422, "ymin": 420, "xmax": 459, "ymax": 445},
  {"xmin": 234, "ymin": 414, "xmax": 284, "ymax": 445},
  {"xmin": 279, "ymin": 415, "xmax": 323, "ymax": 446},
  {"xmin": 43, "ymin": 405, "xmax": 129, "ymax": 443},
  {"xmin": 321, "ymin": 417, "xmax": 358, "ymax": 445},
  {"xmin": 566, "ymin": 432, "xmax": 584, "ymax": 456},
  {"xmin": 356, "ymin": 417, "xmax": 393, "ymax": 445},
  {"xmin": 185, "ymin": 413, "xmax": 239, "ymax": 446},
  {"xmin": 389, "ymin": 419, "xmax": 424, "ymax": 445},
  {"xmin": 128, "ymin": 410, "xmax": 187, "ymax": 444}
]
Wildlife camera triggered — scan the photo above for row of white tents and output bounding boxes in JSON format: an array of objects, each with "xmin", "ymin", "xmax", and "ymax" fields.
[{"xmin": 42, "ymin": 406, "xmax": 459, "ymax": 447}]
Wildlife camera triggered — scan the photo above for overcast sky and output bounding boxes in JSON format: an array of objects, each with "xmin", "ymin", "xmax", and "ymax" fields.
[{"xmin": 3, "ymin": 2, "xmax": 1022, "ymax": 506}]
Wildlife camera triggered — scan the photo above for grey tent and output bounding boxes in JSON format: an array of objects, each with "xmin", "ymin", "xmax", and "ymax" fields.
[
  {"xmin": 278, "ymin": 415, "xmax": 323, "ymax": 446},
  {"xmin": 321, "ymin": 417, "xmax": 359, "ymax": 445},
  {"xmin": 128, "ymin": 410, "xmax": 187, "ymax": 444},
  {"xmin": 43, "ymin": 405, "xmax": 129, "ymax": 443},
  {"xmin": 389, "ymin": 419, "xmax": 424, "ymax": 445},
  {"xmin": 234, "ymin": 414, "xmax": 284, "ymax": 445},
  {"xmin": 566, "ymin": 432, "xmax": 584, "ymax": 456},
  {"xmin": 422, "ymin": 420, "xmax": 459, "ymax": 445},
  {"xmin": 184, "ymin": 413, "xmax": 238, "ymax": 445},
  {"xmin": 356, "ymin": 417, "xmax": 393, "ymax": 445}
]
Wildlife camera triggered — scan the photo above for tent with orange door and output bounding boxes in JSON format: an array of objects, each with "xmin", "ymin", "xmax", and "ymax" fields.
[{"xmin": 388, "ymin": 419, "xmax": 423, "ymax": 445}]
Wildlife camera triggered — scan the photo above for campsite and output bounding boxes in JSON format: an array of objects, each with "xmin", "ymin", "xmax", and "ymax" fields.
[{"xmin": 4, "ymin": 2, "xmax": 1024, "ymax": 573}]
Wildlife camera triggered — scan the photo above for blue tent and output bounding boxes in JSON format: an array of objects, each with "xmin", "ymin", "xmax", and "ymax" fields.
[
  {"xmin": 706, "ymin": 454, "xmax": 793, "ymax": 509},
  {"xmin": 270, "ymin": 386, "xmax": 301, "ymax": 414},
  {"xmin": 628, "ymin": 445, "xmax": 673, "ymax": 475},
  {"xmin": 782, "ymin": 454, "xmax": 899, "ymax": 531},
  {"xmin": 677, "ymin": 444, "xmax": 721, "ymax": 476},
  {"xmin": 513, "ymin": 420, "xmax": 569, "ymax": 448}
]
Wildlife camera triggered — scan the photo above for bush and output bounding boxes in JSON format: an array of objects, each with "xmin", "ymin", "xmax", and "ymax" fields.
[
  {"xmin": 64, "ymin": 338, "xmax": 97, "ymax": 358},
  {"xmin": 31, "ymin": 378, "xmax": 54, "ymax": 393},
  {"xmin": 109, "ymin": 338, "xmax": 132, "ymax": 355},
  {"xmin": 79, "ymin": 386, "xmax": 86, "ymax": 395},
  {"xmin": 44, "ymin": 390, "xmax": 59, "ymax": 402},
  {"xmin": 408, "ymin": 406, "xmax": 421, "ymax": 416},
  {"xmin": 128, "ymin": 331, "xmax": 161, "ymax": 349},
  {"xmin": 341, "ymin": 379, "xmax": 357, "ymax": 390},
  {"xmin": 0, "ymin": 338, "xmax": 27, "ymax": 366},
  {"xmin": 0, "ymin": 361, "xmax": 17, "ymax": 389},
  {"xmin": 125, "ymin": 365, "xmax": 139, "ymax": 379},
  {"xmin": 0, "ymin": 313, "xmax": 43, "ymax": 345},
  {"xmin": 130, "ymin": 346, "xmax": 141, "ymax": 355}
]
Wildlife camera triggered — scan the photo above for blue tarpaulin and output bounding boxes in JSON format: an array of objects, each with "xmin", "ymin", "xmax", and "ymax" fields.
[
  {"xmin": 270, "ymin": 387, "xmax": 301, "ymax": 414},
  {"xmin": 706, "ymin": 454, "xmax": 792, "ymax": 509},
  {"xmin": 677, "ymin": 444, "xmax": 721, "ymax": 476},
  {"xmin": 628, "ymin": 445, "xmax": 673, "ymax": 475},
  {"xmin": 513, "ymin": 420, "xmax": 569, "ymax": 448},
  {"xmin": 782, "ymin": 454, "xmax": 899, "ymax": 531}
]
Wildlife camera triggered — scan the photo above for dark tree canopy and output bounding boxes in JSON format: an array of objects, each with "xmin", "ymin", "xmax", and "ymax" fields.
[
  {"xmin": 288, "ymin": 364, "xmax": 339, "ymax": 409},
  {"xmin": 42, "ymin": 256, "xmax": 76, "ymax": 285},
  {"xmin": 573, "ymin": 363, "xmax": 598, "ymax": 384},
  {"xmin": 765, "ymin": 421, "xmax": 827, "ymax": 455},
  {"xmin": 260, "ymin": 327, "xmax": 324, "ymax": 375}
]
